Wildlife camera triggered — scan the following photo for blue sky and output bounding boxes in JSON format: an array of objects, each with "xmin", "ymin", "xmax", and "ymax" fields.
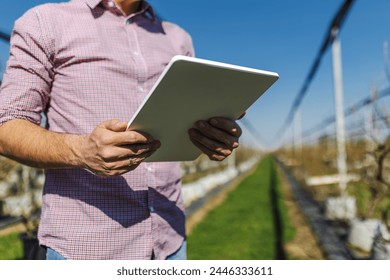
[{"xmin": 1, "ymin": 0, "xmax": 390, "ymax": 149}]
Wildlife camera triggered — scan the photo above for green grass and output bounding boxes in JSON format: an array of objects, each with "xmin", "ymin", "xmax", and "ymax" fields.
[
  {"xmin": 187, "ymin": 156, "xmax": 295, "ymax": 259},
  {"xmin": 0, "ymin": 232, "xmax": 23, "ymax": 260}
]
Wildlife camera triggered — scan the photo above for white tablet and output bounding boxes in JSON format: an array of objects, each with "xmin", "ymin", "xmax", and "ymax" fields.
[{"xmin": 127, "ymin": 55, "xmax": 279, "ymax": 162}]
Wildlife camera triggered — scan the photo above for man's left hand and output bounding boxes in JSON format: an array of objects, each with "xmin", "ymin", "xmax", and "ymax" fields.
[{"xmin": 189, "ymin": 117, "xmax": 242, "ymax": 161}]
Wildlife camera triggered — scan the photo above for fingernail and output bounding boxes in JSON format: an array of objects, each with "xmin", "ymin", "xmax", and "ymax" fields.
[
  {"xmin": 210, "ymin": 118, "xmax": 218, "ymax": 126},
  {"xmin": 197, "ymin": 121, "xmax": 206, "ymax": 129}
]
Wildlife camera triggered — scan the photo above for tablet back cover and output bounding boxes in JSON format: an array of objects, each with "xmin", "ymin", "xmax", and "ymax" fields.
[{"xmin": 127, "ymin": 55, "xmax": 279, "ymax": 162}]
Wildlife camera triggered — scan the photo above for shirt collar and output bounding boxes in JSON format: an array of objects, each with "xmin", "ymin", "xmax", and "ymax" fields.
[{"xmin": 85, "ymin": 0, "xmax": 155, "ymax": 20}]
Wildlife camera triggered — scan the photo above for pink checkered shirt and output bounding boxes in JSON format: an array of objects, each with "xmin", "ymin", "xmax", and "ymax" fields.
[{"xmin": 0, "ymin": 0, "xmax": 194, "ymax": 259}]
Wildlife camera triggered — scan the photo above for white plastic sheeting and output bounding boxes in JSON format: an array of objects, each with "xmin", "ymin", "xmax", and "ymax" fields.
[
  {"xmin": 182, "ymin": 158, "xmax": 259, "ymax": 208},
  {"xmin": 347, "ymin": 219, "xmax": 390, "ymax": 258},
  {"xmin": 324, "ymin": 196, "xmax": 356, "ymax": 221}
]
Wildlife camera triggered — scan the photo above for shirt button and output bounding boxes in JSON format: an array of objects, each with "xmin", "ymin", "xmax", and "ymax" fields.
[
  {"xmin": 133, "ymin": 51, "xmax": 140, "ymax": 56},
  {"xmin": 108, "ymin": 1, "xmax": 115, "ymax": 7},
  {"xmin": 149, "ymin": 206, "xmax": 155, "ymax": 213}
]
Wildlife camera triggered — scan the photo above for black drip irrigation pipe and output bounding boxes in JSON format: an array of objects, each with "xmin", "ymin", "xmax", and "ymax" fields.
[{"xmin": 275, "ymin": 158, "xmax": 352, "ymax": 260}]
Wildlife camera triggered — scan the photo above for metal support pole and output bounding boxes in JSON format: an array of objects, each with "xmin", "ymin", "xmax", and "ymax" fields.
[{"xmin": 331, "ymin": 27, "xmax": 348, "ymax": 195}]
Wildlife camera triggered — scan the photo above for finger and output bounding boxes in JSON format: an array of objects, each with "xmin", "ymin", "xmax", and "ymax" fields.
[
  {"xmin": 100, "ymin": 141, "xmax": 161, "ymax": 162},
  {"xmin": 103, "ymin": 158, "xmax": 141, "ymax": 171},
  {"xmin": 96, "ymin": 120, "xmax": 155, "ymax": 145},
  {"xmin": 194, "ymin": 120, "xmax": 239, "ymax": 149},
  {"xmin": 99, "ymin": 119, "xmax": 128, "ymax": 132},
  {"xmin": 189, "ymin": 134, "xmax": 227, "ymax": 161},
  {"xmin": 189, "ymin": 128, "xmax": 233, "ymax": 157},
  {"xmin": 120, "ymin": 140, "xmax": 161, "ymax": 157},
  {"xmin": 105, "ymin": 130, "xmax": 155, "ymax": 146},
  {"xmin": 102, "ymin": 149, "xmax": 158, "ymax": 171},
  {"xmin": 208, "ymin": 117, "xmax": 242, "ymax": 137}
]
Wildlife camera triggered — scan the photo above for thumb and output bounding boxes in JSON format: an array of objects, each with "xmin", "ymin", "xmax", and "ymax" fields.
[{"xmin": 99, "ymin": 119, "xmax": 128, "ymax": 132}]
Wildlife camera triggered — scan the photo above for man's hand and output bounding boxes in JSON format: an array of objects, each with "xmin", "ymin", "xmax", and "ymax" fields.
[
  {"xmin": 80, "ymin": 119, "xmax": 161, "ymax": 176},
  {"xmin": 188, "ymin": 117, "xmax": 242, "ymax": 161}
]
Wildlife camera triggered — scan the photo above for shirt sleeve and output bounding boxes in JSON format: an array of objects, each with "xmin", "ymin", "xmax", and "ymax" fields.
[
  {"xmin": 0, "ymin": 8, "xmax": 54, "ymax": 126},
  {"xmin": 182, "ymin": 30, "xmax": 195, "ymax": 58},
  {"xmin": 163, "ymin": 21, "xmax": 195, "ymax": 58},
  {"xmin": 181, "ymin": 29, "xmax": 195, "ymax": 58}
]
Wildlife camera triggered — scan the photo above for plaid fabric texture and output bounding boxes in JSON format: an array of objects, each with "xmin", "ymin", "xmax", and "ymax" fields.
[{"xmin": 0, "ymin": 0, "xmax": 194, "ymax": 259}]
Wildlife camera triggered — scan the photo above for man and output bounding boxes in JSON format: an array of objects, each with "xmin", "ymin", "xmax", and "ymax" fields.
[{"xmin": 0, "ymin": 0, "xmax": 241, "ymax": 260}]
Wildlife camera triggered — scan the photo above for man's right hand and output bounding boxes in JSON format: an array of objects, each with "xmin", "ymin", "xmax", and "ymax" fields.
[{"xmin": 79, "ymin": 119, "xmax": 161, "ymax": 176}]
